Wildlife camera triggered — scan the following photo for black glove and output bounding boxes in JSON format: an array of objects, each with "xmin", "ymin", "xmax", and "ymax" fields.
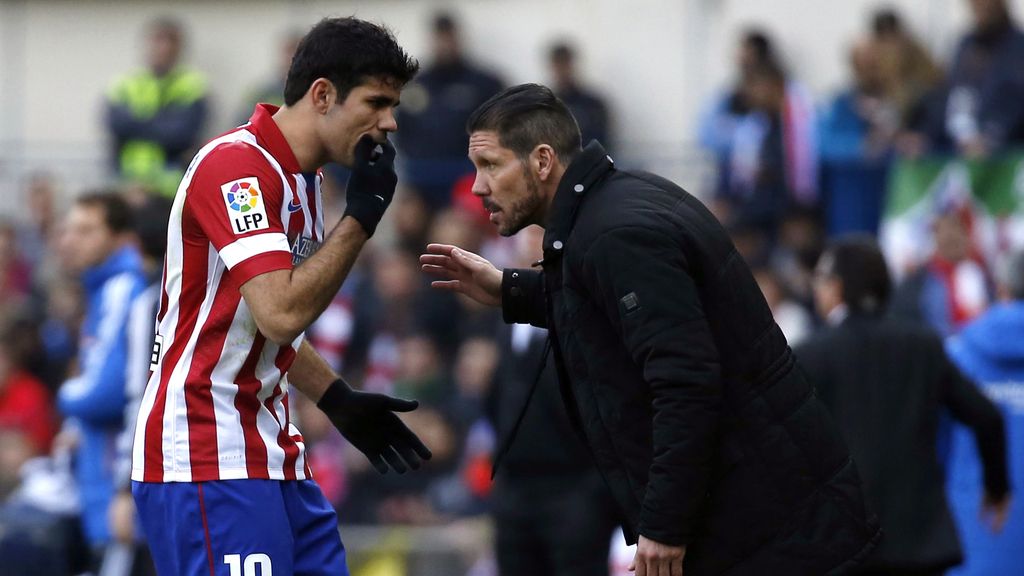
[
  {"xmin": 317, "ymin": 379, "xmax": 431, "ymax": 474},
  {"xmin": 343, "ymin": 135, "xmax": 398, "ymax": 237}
]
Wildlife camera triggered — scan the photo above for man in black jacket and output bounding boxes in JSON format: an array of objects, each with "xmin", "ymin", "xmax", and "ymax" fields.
[
  {"xmin": 796, "ymin": 236, "xmax": 1010, "ymax": 575},
  {"xmin": 421, "ymin": 84, "xmax": 879, "ymax": 575}
]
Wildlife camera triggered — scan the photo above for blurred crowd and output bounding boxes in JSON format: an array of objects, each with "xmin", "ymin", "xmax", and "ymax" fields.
[{"xmin": 0, "ymin": 1, "xmax": 1022, "ymax": 575}]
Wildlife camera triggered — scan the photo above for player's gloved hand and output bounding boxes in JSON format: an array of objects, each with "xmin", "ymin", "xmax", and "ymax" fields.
[
  {"xmin": 343, "ymin": 135, "xmax": 398, "ymax": 237},
  {"xmin": 317, "ymin": 378, "xmax": 431, "ymax": 474}
]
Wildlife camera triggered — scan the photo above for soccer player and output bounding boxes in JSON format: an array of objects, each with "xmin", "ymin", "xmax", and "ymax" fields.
[{"xmin": 130, "ymin": 18, "xmax": 430, "ymax": 576}]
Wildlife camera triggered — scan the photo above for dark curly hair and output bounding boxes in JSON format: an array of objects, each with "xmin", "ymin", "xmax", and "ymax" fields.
[{"xmin": 283, "ymin": 17, "xmax": 418, "ymax": 106}]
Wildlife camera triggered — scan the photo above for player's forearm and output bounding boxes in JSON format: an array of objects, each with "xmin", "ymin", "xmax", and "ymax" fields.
[
  {"xmin": 256, "ymin": 217, "xmax": 367, "ymax": 344},
  {"xmin": 288, "ymin": 340, "xmax": 338, "ymax": 402}
]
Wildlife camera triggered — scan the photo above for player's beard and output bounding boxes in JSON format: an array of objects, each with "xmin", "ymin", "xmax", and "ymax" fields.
[{"xmin": 496, "ymin": 163, "xmax": 544, "ymax": 237}]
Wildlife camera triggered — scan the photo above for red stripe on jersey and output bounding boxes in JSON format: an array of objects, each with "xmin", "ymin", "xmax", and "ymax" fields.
[
  {"xmin": 272, "ymin": 344, "xmax": 299, "ymax": 479},
  {"xmin": 182, "ymin": 271, "xmax": 243, "ymax": 480},
  {"xmin": 234, "ymin": 333, "xmax": 270, "ymax": 477},
  {"xmin": 144, "ymin": 240, "xmax": 209, "ymax": 482}
]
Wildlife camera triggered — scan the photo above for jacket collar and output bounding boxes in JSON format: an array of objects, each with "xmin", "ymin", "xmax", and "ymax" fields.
[
  {"xmin": 246, "ymin": 104, "xmax": 302, "ymax": 173},
  {"xmin": 542, "ymin": 140, "xmax": 615, "ymax": 256},
  {"xmin": 81, "ymin": 245, "xmax": 142, "ymax": 293}
]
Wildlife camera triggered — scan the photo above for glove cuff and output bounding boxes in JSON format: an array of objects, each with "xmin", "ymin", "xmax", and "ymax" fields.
[
  {"xmin": 316, "ymin": 379, "xmax": 352, "ymax": 413},
  {"xmin": 343, "ymin": 204, "xmax": 383, "ymax": 237}
]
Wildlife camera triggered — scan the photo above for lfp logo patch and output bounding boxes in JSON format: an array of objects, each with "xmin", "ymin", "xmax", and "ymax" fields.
[{"xmin": 222, "ymin": 177, "xmax": 270, "ymax": 234}]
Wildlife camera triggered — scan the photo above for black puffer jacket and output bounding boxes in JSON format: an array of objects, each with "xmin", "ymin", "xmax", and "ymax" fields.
[{"xmin": 501, "ymin": 142, "xmax": 880, "ymax": 575}]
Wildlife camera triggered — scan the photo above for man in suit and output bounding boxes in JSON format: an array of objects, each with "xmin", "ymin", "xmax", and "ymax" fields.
[{"xmin": 796, "ymin": 235, "xmax": 1010, "ymax": 575}]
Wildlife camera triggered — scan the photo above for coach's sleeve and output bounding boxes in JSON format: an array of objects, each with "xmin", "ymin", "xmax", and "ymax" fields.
[
  {"xmin": 579, "ymin": 225, "xmax": 721, "ymax": 546},
  {"xmin": 501, "ymin": 268, "xmax": 548, "ymax": 328},
  {"xmin": 186, "ymin": 142, "xmax": 293, "ymax": 286}
]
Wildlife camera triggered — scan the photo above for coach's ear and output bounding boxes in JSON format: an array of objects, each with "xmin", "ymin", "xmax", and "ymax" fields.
[
  {"xmin": 532, "ymin": 144, "xmax": 556, "ymax": 182},
  {"xmin": 309, "ymin": 78, "xmax": 336, "ymax": 114}
]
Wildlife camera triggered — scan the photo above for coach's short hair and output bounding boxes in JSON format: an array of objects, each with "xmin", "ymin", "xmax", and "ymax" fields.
[
  {"xmin": 819, "ymin": 235, "xmax": 892, "ymax": 314},
  {"xmin": 75, "ymin": 191, "xmax": 134, "ymax": 235},
  {"xmin": 466, "ymin": 83, "xmax": 582, "ymax": 164},
  {"xmin": 284, "ymin": 17, "xmax": 418, "ymax": 106}
]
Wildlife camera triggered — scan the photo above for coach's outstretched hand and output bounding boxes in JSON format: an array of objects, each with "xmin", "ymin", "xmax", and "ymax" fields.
[
  {"xmin": 343, "ymin": 135, "xmax": 398, "ymax": 237},
  {"xmin": 317, "ymin": 378, "xmax": 431, "ymax": 474},
  {"xmin": 420, "ymin": 243, "xmax": 502, "ymax": 307}
]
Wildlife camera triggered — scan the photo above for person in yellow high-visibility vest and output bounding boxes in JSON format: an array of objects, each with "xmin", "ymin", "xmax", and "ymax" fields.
[{"xmin": 105, "ymin": 17, "xmax": 208, "ymax": 197}]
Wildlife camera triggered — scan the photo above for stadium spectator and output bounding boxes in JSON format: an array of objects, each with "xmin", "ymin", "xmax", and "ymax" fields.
[
  {"xmin": 697, "ymin": 28, "xmax": 778, "ymax": 168},
  {"xmin": 914, "ymin": 0, "xmax": 1024, "ymax": 158},
  {"xmin": 890, "ymin": 208, "xmax": 993, "ymax": 336},
  {"xmin": 104, "ymin": 195, "xmax": 170, "ymax": 576},
  {"xmin": 15, "ymin": 172, "xmax": 61, "ymax": 288},
  {"xmin": 0, "ymin": 320, "xmax": 58, "ymax": 485},
  {"xmin": 423, "ymin": 83, "xmax": 879, "ymax": 575},
  {"xmin": 394, "ymin": 12, "xmax": 504, "ymax": 210},
  {"xmin": 487, "ymin": 226, "xmax": 619, "ymax": 576},
  {"xmin": 235, "ymin": 30, "xmax": 302, "ymax": 124},
  {"xmin": 105, "ymin": 17, "xmax": 208, "ymax": 197},
  {"xmin": 0, "ymin": 220, "xmax": 32, "ymax": 317},
  {"xmin": 797, "ymin": 236, "xmax": 1009, "ymax": 575},
  {"xmin": 55, "ymin": 192, "xmax": 147, "ymax": 564},
  {"xmin": 548, "ymin": 41, "xmax": 612, "ymax": 149},
  {"xmin": 698, "ymin": 29, "xmax": 818, "ymax": 228},
  {"xmin": 818, "ymin": 38, "xmax": 896, "ymax": 236},
  {"xmin": 870, "ymin": 8, "xmax": 943, "ymax": 129},
  {"xmin": 751, "ymin": 264, "xmax": 812, "ymax": 346},
  {"xmin": 944, "ymin": 249, "xmax": 1024, "ymax": 576}
]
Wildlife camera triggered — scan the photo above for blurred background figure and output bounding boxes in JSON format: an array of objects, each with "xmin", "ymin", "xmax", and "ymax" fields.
[
  {"xmin": 871, "ymin": 8, "xmax": 944, "ymax": 133},
  {"xmin": 818, "ymin": 37, "xmax": 898, "ymax": 237},
  {"xmin": 944, "ymin": 249, "xmax": 1024, "ymax": 576},
  {"xmin": 487, "ymin": 226, "xmax": 620, "ymax": 576},
  {"xmin": 55, "ymin": 192, "xmax": 146, "ymax": 568},
  {"xmin": 911, "ymin": 0, "xmax": 1024, "ymax": 158},
  {"xmin": 104, "ymin": 195, "xmax": 171, "ymax": 576},
  {"xmin": 395, "ymin": 12, "xmax": 504, "ymax": 210},
  {"xmin": 699, "ymin": 28, "xmax": 818, "ymax": 235},
  {"xmin": 548, "ymin": 41, "xmax": 612, "ymax": 149},
  {"xmin": 105, "ymin": 17, "xmax": 208, "ymax": 197},
  {"xmin": 751, "ymin": 264, "xmax": 812, "ymax": 346},
  {"xmin": 236, "ymin": 30, "xmax": 302, "ymax": 122},
  {"xmin": 797, "ymin": 236, "xmax": 1009, "ymax": 576},
  {"xmin": 0, "ymin": 319, "xmax": 57, "ymax": 500},
  {"xmin": 890, "ymin": 207, "xmax": 993, "ymax": 337}
]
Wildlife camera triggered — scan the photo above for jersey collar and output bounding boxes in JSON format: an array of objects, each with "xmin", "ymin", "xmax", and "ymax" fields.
[{"xmin": 247, "ymin": 104, "xmax": 302, "ymax": 173}]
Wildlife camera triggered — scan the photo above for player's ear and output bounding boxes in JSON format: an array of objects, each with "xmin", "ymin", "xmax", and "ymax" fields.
[{"xmin": 309, "ymin": 78, "xmax": 335, "ymax": 114}]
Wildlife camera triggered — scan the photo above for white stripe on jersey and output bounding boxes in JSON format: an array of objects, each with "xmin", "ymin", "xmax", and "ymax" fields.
[{"xmin": 220, "ymin": 233, "xmax": 291, "ymax": 269}]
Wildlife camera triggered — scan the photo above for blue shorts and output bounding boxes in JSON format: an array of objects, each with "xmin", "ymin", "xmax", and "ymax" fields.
[{"xmin": 133, "ymin": 479, "xmax": 348, "ymax": 576}]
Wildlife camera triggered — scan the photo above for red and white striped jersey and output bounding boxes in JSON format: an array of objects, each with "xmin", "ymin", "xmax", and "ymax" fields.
[{"xmin": 132, "ymin": 104, "xmax": 325, "ymax": 483}]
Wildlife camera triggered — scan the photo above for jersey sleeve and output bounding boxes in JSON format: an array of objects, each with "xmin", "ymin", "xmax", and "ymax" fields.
[{"xmin": 185, "ymin": 142, "xmax": 293, "ymax": 285}]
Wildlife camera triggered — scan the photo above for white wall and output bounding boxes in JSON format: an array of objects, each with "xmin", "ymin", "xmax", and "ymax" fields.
[{"xmin": 0, "ymin": 0, "xmax": 1021, "ymax": 209}]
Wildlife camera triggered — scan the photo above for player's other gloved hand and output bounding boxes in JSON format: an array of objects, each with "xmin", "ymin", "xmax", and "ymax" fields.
[
  {"xmin": 343, "ymin": 134, "xmax": 398, "ymax": 237},
  {"xmin": 316, "ymin": 378, "xmax": 431, "ymax": 474}
]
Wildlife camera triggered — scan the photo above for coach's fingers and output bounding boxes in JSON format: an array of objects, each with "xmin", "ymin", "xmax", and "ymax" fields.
[
  {"xmin": 419, "ymin": 254, "xmax": 455, "ymax": 268},
  {"xmin": 429, "ymin": 280, "xmax": 463, "ymax": 292},
  {"xmin": 425, "ymin": 243, "xmax": 457, "ymax": 256},
  {"xmin": 672, "ymin": 556, "xmax": 683, "ymax": 576},
  {"xmin": 422, "ymin": 264, "xmax": 456, "ymax": 279}
]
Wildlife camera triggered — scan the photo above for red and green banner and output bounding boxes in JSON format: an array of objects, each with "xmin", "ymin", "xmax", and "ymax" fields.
[{"xmin": 881, "ymin": 154, "xmax": 1024, "ymax": 279}]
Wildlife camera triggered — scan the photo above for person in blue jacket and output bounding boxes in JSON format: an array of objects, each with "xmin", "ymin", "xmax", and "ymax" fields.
[
  {"xmin": 945, "ymin": 249, "xmax": 1022, "ymax": 576},
  {"xmin": 55, "ymin": 192, "xmax": 146, "ymax": 565}
]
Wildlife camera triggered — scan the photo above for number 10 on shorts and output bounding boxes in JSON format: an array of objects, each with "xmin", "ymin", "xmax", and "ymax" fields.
[{"xmin": 225, "ymin": 553, "xmax": 272, "ymax": 576}]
